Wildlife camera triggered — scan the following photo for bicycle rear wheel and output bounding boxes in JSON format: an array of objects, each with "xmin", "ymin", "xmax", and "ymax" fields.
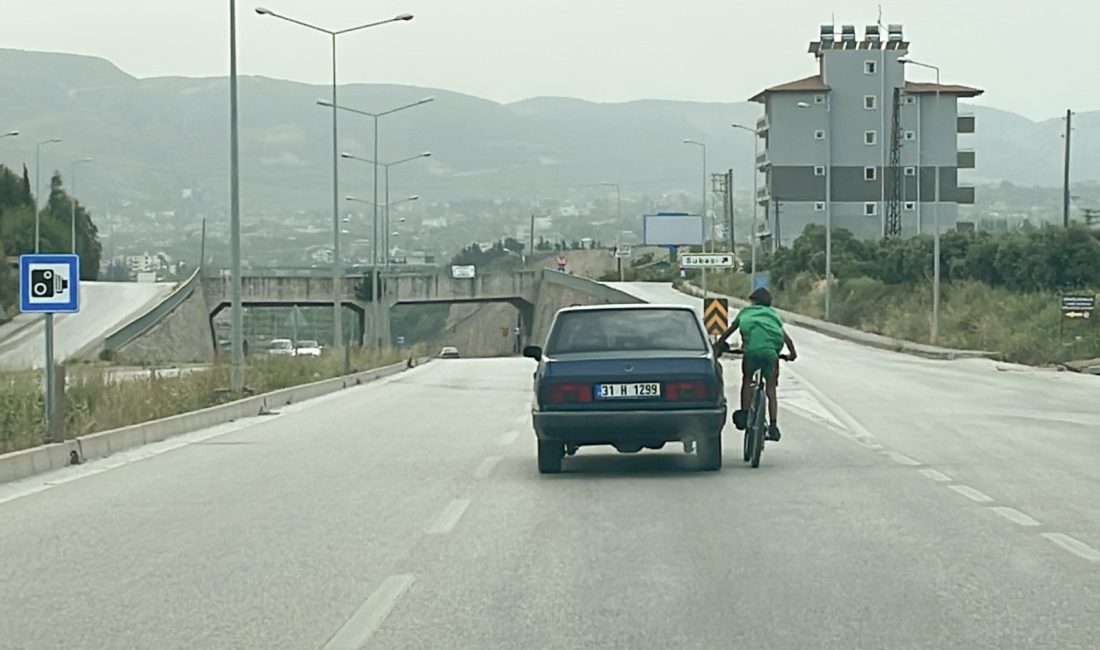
[{"xmin": 749, "ymin": 384, "xmax": 766, "ymax": 468}]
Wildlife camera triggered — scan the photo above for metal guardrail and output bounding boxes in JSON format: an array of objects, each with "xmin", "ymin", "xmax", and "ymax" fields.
[{"xmin": 102, "ymin": 268, "xmax": 202, "ymax": 354}]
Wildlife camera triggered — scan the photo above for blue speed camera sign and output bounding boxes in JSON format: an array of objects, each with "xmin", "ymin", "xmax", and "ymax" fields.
[{"xmin": 19, "ymin": 254, "xmax": 80, "ymax": 313}]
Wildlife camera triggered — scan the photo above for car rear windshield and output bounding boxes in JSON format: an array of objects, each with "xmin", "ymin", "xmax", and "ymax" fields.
[{"xmin": 546, "ymin": 308, "xmax": 707, "ymax": 354}]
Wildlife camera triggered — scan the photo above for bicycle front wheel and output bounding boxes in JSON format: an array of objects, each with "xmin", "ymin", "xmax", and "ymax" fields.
[{"xmin": 749, "ymin": 386, "xmax": 766, "ymax": 468}]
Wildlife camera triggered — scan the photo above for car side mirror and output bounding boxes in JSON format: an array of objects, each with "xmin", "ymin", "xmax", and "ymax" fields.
[{"xmin": 522, "ymin": 345, "xmax": 542, "ymax": 360}]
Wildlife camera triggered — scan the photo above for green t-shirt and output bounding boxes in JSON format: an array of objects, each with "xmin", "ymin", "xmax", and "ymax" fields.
[{"xmin": 733, "ymin": 304, "xmax": 785, "ymax": 354}]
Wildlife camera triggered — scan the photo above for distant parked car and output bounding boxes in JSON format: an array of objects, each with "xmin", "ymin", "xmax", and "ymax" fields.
[
  {"xmin": 439, "ymin": 346, "xmax": 460, "ymax": 359},
  {"xmin": 295, "ymin": 340, "xmax": 322, "ymax": 357},
  {"xmin": 268, "ymin": 339, "xmax": 295, "ymax": 357}
]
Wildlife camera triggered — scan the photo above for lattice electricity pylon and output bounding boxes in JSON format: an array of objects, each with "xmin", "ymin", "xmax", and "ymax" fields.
[{"xmin": 885, "ymin": 86, "xmax": 904, "ymax": 238}]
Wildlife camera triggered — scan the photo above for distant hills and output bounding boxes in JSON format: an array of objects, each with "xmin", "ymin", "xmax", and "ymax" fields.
[{"xmin": 0, "ymin": 47, "xmax": 1096, "ymax": 215}]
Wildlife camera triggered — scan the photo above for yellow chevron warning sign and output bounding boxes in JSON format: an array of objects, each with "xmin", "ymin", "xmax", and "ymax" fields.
[{"xmin": 704, "ymin": 298, "xmax": 729, "ymax": 337}]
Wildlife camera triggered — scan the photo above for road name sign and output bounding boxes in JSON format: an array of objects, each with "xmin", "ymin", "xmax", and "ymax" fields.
[
  {"xmin": 19, "ymin": 254, "xmax": 80, "ymax": 313},
  {"xmin": 614, "ymin": 245, "xmax": 632, "ymax": 259},
  {"xmin": 704, "ymin": 298, "xmax": 729, "ymax": 337},
  {"xmin": 451, "ymin": 265, "xmax": 476, "ymax": 279},
  {"xmin": 681, "ymin": 253, "xmax": 735, "ymax": 269}
]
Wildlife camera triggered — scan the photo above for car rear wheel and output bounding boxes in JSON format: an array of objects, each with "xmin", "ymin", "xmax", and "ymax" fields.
[
  {"xmin": 696, "ymin": 433, "xmax": 722, "ymax": 471},
  {"xmin": 537, "ymin": 439, "xmax": 564, "ymax": 474}
]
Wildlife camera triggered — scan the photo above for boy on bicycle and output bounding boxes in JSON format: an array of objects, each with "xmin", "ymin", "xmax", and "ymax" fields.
[{"xmin": 714, "ymin": 287, "xmax": 797, "ymax": 441}]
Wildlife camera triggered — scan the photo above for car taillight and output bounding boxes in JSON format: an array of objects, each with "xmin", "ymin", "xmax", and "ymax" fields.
[
  {"xmin": 666, "ymin": 381, "xmax": 708, "ymax": 401},
  {"xmin": 547, "ymin": 383, "xmax": 593, "ymax": 404}
]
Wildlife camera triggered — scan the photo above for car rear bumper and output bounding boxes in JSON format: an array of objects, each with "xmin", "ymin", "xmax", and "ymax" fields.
[{"xmin": 532, "ymin": 407, "xmax": 726, "ymax": 444}]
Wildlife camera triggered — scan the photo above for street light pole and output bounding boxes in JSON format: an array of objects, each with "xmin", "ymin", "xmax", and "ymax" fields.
[
  {"xmin": 69, "ymin": 158, "xmax": 93, "ymax": 254},
  {"xmin": 322, "ymin": 98, "xmax": 433, "ymax": 349},
  {"xmin": 601, "ymin": 182, "xmax": 623, "ymax": 281},
  {"xmin": 683, "ymin": 139, "xmax": 709, "ymax": 298},
  {"xmin": 34, "ymin": 138, "xmax": 62, "ymax": 253},
  {"xmin": 731, "ymin": 124, "xmax": 762, "ymax": 281},
  {"xmin": 900, "ymin": 58, "xmax": 943, "ymax": 343},
  {"xmin": 229, "ymin": 0, "xmax": 244, "ymax": 392},
  {"xmin": 257, "ymin": 7, "xmax": 414, "ymax": 353},
  {"xmin": 0, "ymin": 130, "xmax": 18, "ymax": 139}
]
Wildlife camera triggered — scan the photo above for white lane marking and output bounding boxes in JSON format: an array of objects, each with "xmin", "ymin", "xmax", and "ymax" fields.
[
  {"xmin": 1040, "ymin": 533, "xmax": 1100, "ymax": 563},
  {"xmin": 948, "ymin": 485, "xmax": 995, "ymax": 503},
  {"xmin": 882, "ymin": 451, "xmax": 921, "ymax": 466},
  {"xmin": 498, "ymin": 430, "xmax": 520, "ymax": 446},
  {"xmin": 321, "ymin": 574, "xmax": 415, "ymax": 650},
  {"xmin": 474, "ymin": 456, "xmax": 502, "ymax": 480},
  {"xmin": 991, "ymin": 507, "xmax": 1040, "ymax": 527},
  {"xmin": 427, "ymin": 498, "xmax": 472, "ymax": 535},
  {"xmin": 918, "ymin": 468, "xmax": 953, "ymax": 482},
  {"xmin": 782, "ymin": 366, "xmax": 882, "ymax": 450}
]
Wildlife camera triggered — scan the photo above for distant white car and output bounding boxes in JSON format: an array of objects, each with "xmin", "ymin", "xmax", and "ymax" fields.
[
  {"xmin": 295, "ymin": 340, "xmax": 322, "ymax": 357},
  {"xmin": 268, "ymin": 339, "xmax": 295, "ymax": 357},
  {"xmin": 439, "ymin": 346, "xmax": 460, "ymax": 359}
]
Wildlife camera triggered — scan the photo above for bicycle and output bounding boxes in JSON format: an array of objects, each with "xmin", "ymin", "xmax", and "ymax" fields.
[{"xmin": 721, "ymin": 346, "xmax": 790, "ymax": 468}]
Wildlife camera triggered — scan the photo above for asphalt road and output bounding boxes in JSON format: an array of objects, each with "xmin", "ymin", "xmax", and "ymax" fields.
[
  {"xmin": 1, "ymin": 283, "xmax": 1098, "ymax": 649},
  {"xmin": 0, "ymin": 281, "xmax": 175, "ymax": 369}
]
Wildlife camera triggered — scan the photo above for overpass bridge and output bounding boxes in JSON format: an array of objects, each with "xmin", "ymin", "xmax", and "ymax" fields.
[{"xmin": 99, "ymin": 267, "xmax": 638, "ymax": 364}]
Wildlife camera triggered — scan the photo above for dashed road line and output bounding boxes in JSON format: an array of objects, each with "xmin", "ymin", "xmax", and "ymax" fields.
[
  {"xmin": 882, "ymin": 451, "xmax": 921, "ymax": 466},
  {"xmin": 321, "ymin": 574, "xmax": 415, "ymax": 649},
  {"xmin": 498, "ymin": 430, "xmax": 520, "ymax": 446},
  {"xmin": 990, "ymin": 507, "xmax": 1040, "ymax": 527},
  {"xmin": 948, "ymin": 485, "xmax": 995, "ymax": 503},
  {"xmin": 918, "ymin": 468, "xmax": 953, "ymax": 482},
  {"xmin": 1040, "ymin": 533, "xmax": 1100, "ymax": 563},
  {"xmin": 427, "ymin": 498, "xmax": 472, "ymax": 535},
  {"xmin": 474, "ymin": 456, "xmax": 502, "ymax": 479}
]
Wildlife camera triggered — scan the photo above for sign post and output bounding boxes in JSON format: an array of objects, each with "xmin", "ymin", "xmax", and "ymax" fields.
[
  {"xmin": 614, "ymin": 245, "xmax": 631, "ymax": 282},
  {"xmin": 19, "ymin": 254, "xmax": 81, "ymax": 443},
  {"xmin": 1060, "ymin": 294, "xmax": 1096, "ymax": 343}
]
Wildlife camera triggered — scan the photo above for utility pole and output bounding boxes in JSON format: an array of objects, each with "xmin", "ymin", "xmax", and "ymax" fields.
[
  {"xmin": 772, "ymin": 198, "xmax": 782, "ymax": 251},
  {"xmin": 726, "ymin": 169, "xmax": 735, "ymax": 255},
  {"xmin": 1063, "ymin": 109, "xmax": 1073, "ymax": 228},
  {"xmin": 529, "ymin": 212, "xmax": 535, "ymax": 265},
  {"xmin": 711, "ymin": 172, "xmax": 729, "ymax": 251}
]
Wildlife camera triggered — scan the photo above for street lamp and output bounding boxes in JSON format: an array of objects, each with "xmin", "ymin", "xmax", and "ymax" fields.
[
  {"xmin": 1, "ymin": 130, "xmax": 18, "ymax": 138},
  {"xmin": 899, "ymin": 57, "xmax": 943, "ymax": 344},
  {"xmin": 731, "ymin": 124, "xmax": 762, "ymax": 282},
  {"xmin": 323, "ymin": 98, "xmax": 433, "ymax": 348},
  {"xmin": 257, "ymin": 6, "xmax": 415, "ymax": 351},
  {"xmin": 341, "ymin": 149, "xmax": 430, "ymax": 274},
  {"xmin": 797, "ymin": 99, "xmax": 834, "ymax": 320},
  {"xmin": 682, "ymin": 139, "xmax": 709, "ymax": 251},
  {"xmin": 34, "ymin": 138, "xmax": 63, "ymax": 253},
  {"xmin": 600, "ymin": 182, "xmax": 625, "ymax": 281},
  {"xmin": 69, "ymin": 157, "xmax": 93, "ymax": 254}
]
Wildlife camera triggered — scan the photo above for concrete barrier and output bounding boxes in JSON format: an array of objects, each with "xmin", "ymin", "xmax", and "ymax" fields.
[
  {"xmin": 680, "ymin": 283, "xmax": 998, "ymax": 361},
  {"xmin": 0, "ymin": 358, "xmax": 428, "ymax": 486}
]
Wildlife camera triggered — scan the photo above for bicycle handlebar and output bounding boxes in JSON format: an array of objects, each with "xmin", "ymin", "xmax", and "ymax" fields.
[{"xmin": 721, "ymin": 347, "xmax": 792, "ymax": 361}]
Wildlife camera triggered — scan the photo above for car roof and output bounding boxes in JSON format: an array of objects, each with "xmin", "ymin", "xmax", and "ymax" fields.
[{"xmin": 557, "ymin": 303, "xmax": 697, "ymax": 314}]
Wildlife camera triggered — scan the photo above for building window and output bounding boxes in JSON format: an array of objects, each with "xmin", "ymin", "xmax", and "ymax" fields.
[
  {"xmin": 814, "ymin": 130, "xmax": 826, "ymax": 140},
  {"xmin": 904, "ymin": 130, "xmax": 917, "ymax": 141},
  {"xmin": 904, "ymin": 201, "xmax": 917, "ymax": 211},
  {"xmin": 814, "ymin": 165, "xmax": 826, "ymax": 176},
  {"xmin": 864, "ymin": 95, "xmax": 877, "ymax": 110},
  {"xmin": 814, "ymin": 202, "xmax": 826, "ymax": 212},
  {"xmin": 864, "ymin": 202, "xmax": 878, "ymax": 216},
  {"xmin": 904, "ymin": 166, "xmax": 917, "ymax": 176},
  {"xmin": 904, "ymin": 95, "xmax": 916, "ymax": 105},
  {"xmin": 864, "ymin": 61, "xmax": 877, "ymax": 75},
  {"xmin": 864, "ymin": 130, "xmax": 878, "ymax": 145},
  {"xmin": 864, "ymin": 166, "xmax": 877, "ymax": 181},
  {"xmin": 814, "ymin": 94, "xmax": 826, "ymax": 104}
]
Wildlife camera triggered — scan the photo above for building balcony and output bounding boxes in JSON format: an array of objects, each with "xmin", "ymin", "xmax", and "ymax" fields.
[
  {"xmin": 756, "ymin": 150, "xmax": 770, "ymax": 169},
  {"xmin": 756, "ymin": 116, "xmax": 769, "ymax": 134},
  {"xmin": 757, "ymin": 185, "xmax": 771, "ymax": 202},
  {"xmin": 957, "ymin": 113, "xmax": 976, "ymax": 134},
  {"xmin": 957, "ymin": 149, "xmax": 976, "ymax": 169}
]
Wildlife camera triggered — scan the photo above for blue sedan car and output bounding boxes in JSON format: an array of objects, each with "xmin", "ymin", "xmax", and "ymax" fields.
[{"xmin": 523, "ymin": 304, "xmax": 727, "ymax": 473}]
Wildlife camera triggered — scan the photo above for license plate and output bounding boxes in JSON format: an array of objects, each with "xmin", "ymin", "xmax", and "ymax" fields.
[{"xmin": 595, "ymin": 383, "xmax": 662, "ymax": 399}]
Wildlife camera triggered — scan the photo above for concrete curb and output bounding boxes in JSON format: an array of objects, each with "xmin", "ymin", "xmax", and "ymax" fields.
[
  {"xmin": 0, "ymin": 357, "xmax": 429, "ymax": 486},
  {"xmin": 680, "ymin": 283, "xmax": 999, "ymax": 361}
]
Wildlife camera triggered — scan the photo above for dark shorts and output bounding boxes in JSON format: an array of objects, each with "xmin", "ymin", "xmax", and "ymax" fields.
[{"xmin": 742, "ymin": 349, "xmax": 780, "ymax": 379}]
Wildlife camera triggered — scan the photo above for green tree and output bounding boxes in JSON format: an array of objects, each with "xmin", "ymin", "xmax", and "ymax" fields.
[{"xmin": 41, "ymin": 172, "xmax": 102, "ymax": 279}]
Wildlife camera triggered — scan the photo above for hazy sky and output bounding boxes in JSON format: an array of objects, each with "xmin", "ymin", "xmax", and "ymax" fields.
[{"xmin": 2, "ymin": 0, "xmax": 1096, "ymax": 120}]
